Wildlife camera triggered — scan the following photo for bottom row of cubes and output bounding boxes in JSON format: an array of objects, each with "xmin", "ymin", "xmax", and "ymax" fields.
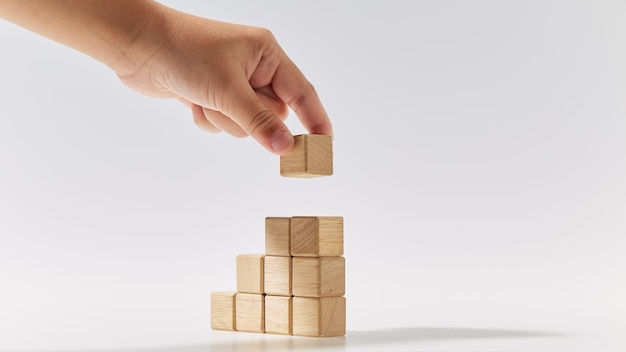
[{"xmin": 211, "ymin": 292, "xmax": 346, "ymax": 337}]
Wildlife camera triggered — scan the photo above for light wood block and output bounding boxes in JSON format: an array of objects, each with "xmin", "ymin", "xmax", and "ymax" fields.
[
  {"xmin": 265, "ymin": 295, "xmax": 292, "ymax": 335},
  {"xmin": 264, "ymin": 256, "xmax": 292, "ymax": 296},
  {"xmin": 291, "ymin": 216, "xmax": 343, "ymax": 257},
  {"xmin": 280, "ymin": 134, "xmax": 333, "ymax": 178},
  {"xmin": 292, "ymin": 256, "xmax": 345, "ymax": 297},
  {"xmin": 292, "ymin": 297, "xmax": 346, "ymax": 337},
  {"xmin": 235, "ymin": 293, "xmax": 265, "ymax": 333},
  {"xmin": 211, "ymin": 291, "xmax": 236, "ymax": 331},
  {"xmin": 265, "ymin": 217, "xmax": 291, "ymax": 256},
  {"xmin": 237, "ymin": 254, "xmax": 264, "ymax": 294}
]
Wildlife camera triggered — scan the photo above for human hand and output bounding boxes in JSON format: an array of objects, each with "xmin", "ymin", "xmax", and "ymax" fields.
[{"xmin": 117, "ymin": 5, "xmax": 332, "ymax": 155}]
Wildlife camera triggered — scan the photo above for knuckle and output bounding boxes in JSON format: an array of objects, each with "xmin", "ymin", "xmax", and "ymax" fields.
[
  {"xmin": 192, "ymin": 108, "xmax": 220, "ymax": 133},
  {"xmin": 251, "ymin": 26, "xmax": 275, "ymax": 42},
  {"xmin": 289, "ymin": 81, "xmax": 317, "ymax": 112},
  {"xmin": 245, "ymin": 26, "xmax": 278, "ymax": 51},
  {"xmin": 246, "ymin": 109, "xmax": 276, "ymax": 136},
  {"xmin": 191, "ymin": 106, "xmax": 205, "ymax": 126}
]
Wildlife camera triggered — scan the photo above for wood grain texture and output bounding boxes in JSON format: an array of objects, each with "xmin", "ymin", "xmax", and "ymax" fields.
[
  {"xmin": 211, "ymin": 291, "xmax": 236, "ymax": 331},
  {"xmin": 264, "ymin": 256, "xmax": 292, "ymax": 296},
  {"xmin": 265, "ymin": 217, "xmax": 291, "ymax": 256},
  {"xmin": 292, "ymin": 256, "xmax": 345, "ymax": 297},
  {"xmin": 280, "ymin": 134, "xmax": 333, "ymax": 178},
  {"xmin": 235, "ymin": 293, "xmax": 265, "ymax": 333},
  {"xmin": 292, "ymin": 297, "xmax": 346, "ymax": 337},
  {"xmin": 264, "ymin": 295, "xmax": 292, "ymax": 335},
  {"xmin": 291, "ymin": 216, "xmax": 343, "ymax": 257},
  {"xmin": 236, "ymin": 254, "xmax": 264, "ymax": 294}
]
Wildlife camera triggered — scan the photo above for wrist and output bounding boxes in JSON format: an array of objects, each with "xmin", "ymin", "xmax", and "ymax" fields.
[
  {"xmin": 107, "ymin": 1, "xmax": 176, "ymax": 77},
  {"xmin": 0, "ymin": 0, "xmax": 175, "ymax": 78}
]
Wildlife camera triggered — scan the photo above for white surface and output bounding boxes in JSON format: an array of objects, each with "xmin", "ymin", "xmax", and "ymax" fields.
[{"xmin": 0, "ymin": 1, "xmax": 625, "ymax": 351}]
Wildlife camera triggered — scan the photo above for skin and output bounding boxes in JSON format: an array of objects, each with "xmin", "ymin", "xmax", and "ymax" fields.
[{"xmin": 0, "ymin": 0, "xmax": 332, "ymax": 155}]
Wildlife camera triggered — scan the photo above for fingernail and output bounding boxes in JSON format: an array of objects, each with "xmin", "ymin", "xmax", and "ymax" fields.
[{"xmin": 271, "ymin": 130, "xmax": 293, "ymax": 154}]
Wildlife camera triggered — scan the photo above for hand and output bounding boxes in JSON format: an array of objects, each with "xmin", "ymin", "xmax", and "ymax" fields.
[
  {"xmin": 0, "ymin": 0, "xmax": 332, "ymax": 155},
  {"xmin": 118, "ymin": 7, "xmax": 332, "ymax": 155}
]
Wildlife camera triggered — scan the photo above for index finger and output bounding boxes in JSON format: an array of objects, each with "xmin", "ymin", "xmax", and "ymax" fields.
[{"xmin": 271, "ymin": 57, "xmax": 333, "ymax": 136}]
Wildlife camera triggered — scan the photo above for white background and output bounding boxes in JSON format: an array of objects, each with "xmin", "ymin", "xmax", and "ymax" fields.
[{"xmin": 1, "ymin": 1, "xmax": 625, "ymax": 351}]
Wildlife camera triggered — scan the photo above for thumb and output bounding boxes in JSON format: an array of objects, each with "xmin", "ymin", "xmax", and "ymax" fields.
[{"xmin": 225, "ymin": 79, "xmax": 294, "ymax": 155}]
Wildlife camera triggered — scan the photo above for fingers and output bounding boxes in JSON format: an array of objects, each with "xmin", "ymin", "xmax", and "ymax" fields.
[
  {"xmin": 255, "ymin": 85, "xmax": 289, "ymax": 121},
  {"xmin": 202, "ymin": 107, "xmax": 247, "ymax": 137},
  {"xmin": 225, "ymin": 76, "xmax": 294, "ymax": 155},
  {"xmin": 191, "ymin": 103, "xmax": 220, "ymax": 133},
  {"xmin": 184, "ymin": 27, "xmax": 329, "ymax": 154},
  {"xmin": 193, "ymin": 68, "xmax": 326, "ymax": 154},
  {"xmin": 190, "ymin": 86, "xmax": 289, "ymax": 140},
  {"xmin": 272, "ymin": 58, "xmax": 333, "ymax": 136}
]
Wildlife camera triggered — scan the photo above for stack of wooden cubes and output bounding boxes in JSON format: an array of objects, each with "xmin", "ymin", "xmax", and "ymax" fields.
[{"xmin": 211, "ymin": 216, "xmax": 345, "ymax": 337}]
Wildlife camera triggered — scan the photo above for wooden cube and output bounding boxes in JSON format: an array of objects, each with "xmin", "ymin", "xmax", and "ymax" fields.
[
  {"xmin": 292, "ymin": 256, "xmax": 345, "ymax": 297},
  {"xmin": 211, "ymin": 291, "xmax": 236, "ymax": 331},
  {"xmin": 292, "ymin": 297, "xmax": 346, "ymax": 337},
  {"xmin": 236, "ymin": 254, "xmax": 264, "ymax": 294},
  {"xmin": 291, "ymin": 216, "xmax": 343, "ymax": 257},
  {"xmin": 280, "ymin": 134, "xmax": 333, "ymax": 177},
  {"xmin": 265, "ymin": 217, "xmax": 291, "ymax": 256},
  {"xmin": 264, "ymin": 256, "xmax": 292, "ymax": 296},
  {"xmin": 265, "ymin": 295, "xmax": 292, "ymax": 335},
  {"xmin": 235, "ymin": 293, "xmax": 265, "ymax": 333}
]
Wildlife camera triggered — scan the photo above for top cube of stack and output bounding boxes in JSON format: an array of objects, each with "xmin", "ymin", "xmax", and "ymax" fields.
[
  {"xmin": 266, "ymin": 216, "xmax": 344, "ymax": 257},
  {"xmin": 291, "ymin": 216, "xmax": 343, "ymax": 257},
  {"xmin": 280, "ymin": 134, "xmax": 333, "ymax": 178}
]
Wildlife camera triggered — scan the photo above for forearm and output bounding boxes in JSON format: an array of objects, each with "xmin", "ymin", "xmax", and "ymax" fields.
[{"xmin": 0, "ymin": 0, "xmax": 171, "ymax": 75}]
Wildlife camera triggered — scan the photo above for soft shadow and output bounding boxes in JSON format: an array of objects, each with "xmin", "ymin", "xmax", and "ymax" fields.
[
  {"xmin": 347, "ymin": 327, "xmax": 557, "ymax": 346},
  {"xmin": 167, "ymin": 327, "xmax": 558, "ymax": 352},
  {"xmin": 2, "ymin": 327, "xmax": 561, "ymax": 352}
]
